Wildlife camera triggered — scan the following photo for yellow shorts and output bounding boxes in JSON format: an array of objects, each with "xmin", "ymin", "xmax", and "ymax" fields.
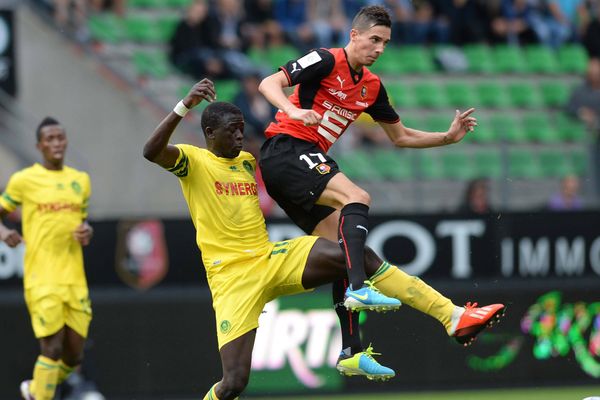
[
  {"xmin": 209, "ymin": 236, "xmax": 318, "ymax": 349},
  {"xmin": 24, "ymin": 285, "xmax": 92, "ymax": 339}
]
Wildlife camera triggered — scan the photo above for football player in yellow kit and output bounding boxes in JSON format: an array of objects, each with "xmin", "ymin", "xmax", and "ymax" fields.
[{"xmin": 0, "ymin": 117, "xmax": 93, "ymax": 400}]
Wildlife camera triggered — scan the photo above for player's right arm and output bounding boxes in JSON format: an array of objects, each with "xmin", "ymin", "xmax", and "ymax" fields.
[
  {"xmin": 143, "ymin": 78, "xmax": 216, "ymax": 169},
  {"xmin": 0, "ymin": 176, "xmax": 23, "ymax": 248},
  {"xmin": 259, "ymin": 49, "xmax": 334, "ymax": 127}
]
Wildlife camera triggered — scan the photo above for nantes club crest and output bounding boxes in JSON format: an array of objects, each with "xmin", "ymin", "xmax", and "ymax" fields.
[{"xmin": 115, "ymin": 220, "xmax": 169, "ymax": 290}]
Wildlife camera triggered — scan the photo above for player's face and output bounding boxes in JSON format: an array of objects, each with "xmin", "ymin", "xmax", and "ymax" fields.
[
  {"xmin": 214, "ymin": 114, "xmax": 245, "ymax": 158},
  {"xmin": 351, "ymin": 25, "xmax": 391, "ymax": 66},
  {"xmin": 37, "ymin": 125, "xmax": 68, "ymax": 164}
]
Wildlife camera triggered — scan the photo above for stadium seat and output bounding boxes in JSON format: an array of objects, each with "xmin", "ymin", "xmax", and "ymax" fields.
[
  {"xmin": 556, "ymin": 113, "xmax": 588, "ymax": 142},
  {"xmin": 397, "ymin": 46, "xmax": 435, "ymax": 74},
  {"xmin": 508, "ymin": 148, "xmax": 543, "ymax": 178},
  {"xmin": 371, "ymin": 149, "xmax": 414, "ymax": 181},
  {"xmin": 250, "ymin": 45, "xmax": 300, "ymax": 71},
  {"xmin": 88, "ymin": 14, "xmax": 125, "ymax": 44},
  {"xmin": 336, "ymin": 150, "xmax": 381, "ymax": 181},
  {"xmin": 127, "ymin": 0, "xmax": 166, "ymax": 8},
  {"xmin": 386, "ymin": 81, "xmax": 416, "ymax": 109},
  {"xmin": 470, "ymin": 115, "xmax": 496, "ymax": 143},
  {"xmin": 538, "ymin": 148, "xmax": 572, "ymax": 177},
  {"xmin": 507, "ymin": 81, "xmax": 543, "ymax": 108},
  {"xmin": 558, "ymin": 45, "xmax": 589, "ymax": 74},
  {"xmin": 475, "ymin": 80, "xmax": 511, "ymax": 109},
  {"xmin": 441, "ymin": 150, "xmax": 474, "ymax": 180},
  {"xmin": 490, "ymin": 113, "xmax": 526, "ymax": 143},
  {"xmin": 423, "ymin": 113, "xmax": 450, "ymax": 132},
  {"xmin": 524, "ymin": 45, "xmax": 560, "ymax": 74},
  {"xmin": 132, "ymin": 51, "xmax": 171, "ymax": 79},
  {"xmin": 372, "ymin": 46, "xmax": 402, "ymax": 74},
  {"xmin": 494, "ymin": 45, "xmax": 529, "ymax": 73},
  {"xmin": 445, "ymin": 81, "xmax": 476, "ymax": 108},
  {"xmin": 473, "ymin": 148, "xmax": 503, "ymax": 178},
  {"xmin": 568, "ymin": 148, "xmax": 590, "ymax": 176},
  {"xmin": 522, "ymin": 112, "xmax": 560, "ymax": 143},
  {"xmin": 418, "ymin": 151, "xmax": 444, "ymax": 180},
  {"xmin": 463, "ymin": 44, "xmax": 496, "ymax": 74},
  {"xmin": 412, "ymin": 82, "xmax": 448, "ymax": 109},
  {"xmin": 165, "ymin": 0, "xmax": 193, "ymax": 7},
  {"xmin": 539, "ymin": 80, "xmax": 570, "ymax": 107},
  {"xmin": 124, "ymin": 16, "xmax": 165, "ymax": 43}
]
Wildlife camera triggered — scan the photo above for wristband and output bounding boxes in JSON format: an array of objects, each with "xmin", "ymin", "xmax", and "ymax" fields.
[{"xmin": 173, "ymin": 100, "xmax": 190, "ymax": 117}]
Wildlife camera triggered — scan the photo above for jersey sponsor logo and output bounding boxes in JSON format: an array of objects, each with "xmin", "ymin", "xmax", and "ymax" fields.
[
  {"xmin": 355, "ymin": 100, "xmax": 369, "ymax": 107},
  {"xmin": 297, "ymin": 51, "xmax": 322, "ymax": 68},
  {"xmin": 327, "ymin": 88, "xmax": 347, "ymax": 100},
  {"xmin": 115, "ymin": 220, "xmax": 169, "ymax": 290},
  {"xmin": 316, "ymin": 163, "xmax": 331, "ymax": 175},
  {"xmin": 322, "ymin": 100, "xmax": 357, "ymax": 121},
  {"xmin": 215, "ymin": 181, "xmax": 258, "ymax": 196},
  {"xmin": 37, "ymin": 202, "xmax": 81, "ymax": 213},
  {"xmin": 290, "ymin": 62, "xmax": 301, "ymax": 74},
  {"xmin": 336, "ymin": 75, "xmax": 345, "ymax": 88},
  {"xmin": 361, "ymin": 85, "xmax": 367, "ymax": 99}
]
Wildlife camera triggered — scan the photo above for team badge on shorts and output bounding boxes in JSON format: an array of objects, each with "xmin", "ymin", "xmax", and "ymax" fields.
[
  {"xmin": 316, "ymin": 163, "xmax": 331, "ymax": 175},
  {"xmin": 220, "ymin": 320, "xmax": 232, "ymax": 334}
]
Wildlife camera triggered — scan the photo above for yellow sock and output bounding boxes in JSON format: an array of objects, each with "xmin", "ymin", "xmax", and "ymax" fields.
[
  {"xmin": 371, "ymin": 262, "xmax": 457, "ymax": 334},
  {"xmin": 57, "ymin": 360, "xmax": 76, "ymax": 385},
  {"xmin": 203, "ymin": 383, "xmax": 220, "ymax": 400},
  {"xmin": 32, "ymin": 355, "xmax": 59, "ymax": 400}
]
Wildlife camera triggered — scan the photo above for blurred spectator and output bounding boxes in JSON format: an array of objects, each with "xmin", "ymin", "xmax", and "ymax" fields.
[
  {"xmin": 527, "ymin": 0, "xmax": 576, "ymax": 49},
  {"xmin": 436, "ymin": 0, "xmax": 492, "ymax": 45},
  {"xmin": 212, "ymin": 0, "xmax": 264, "ymax": 77},
  {"xmin": 169, "ymin": 0, "xmax": 227, "ymax": 79},
  {"xmin": 274, "ymin": 0, "xmax": 318, "ymax": 52},
  {"xmin": 52, "ymin": 0, "xmax": 89, "ymax": 40},
  {"xmin": 457, "ymin": 178, "xmax": 494, "ymax": 215},
  {"xmin": 547, "ymin": 175, "xmax": 585, "ymax": 210},
  {"xmin": 491, "ymin": 0, "xmax": 537, "ymax": 45},
  {"xmin": 233, "ymin": 73, "xmax": 276, "ymax": 141},
  {"xmin": 307, "ymin": 0, "xmax": 349, "ymax": 47},
  {"xmin": 385, "ymin": 0, "xmax": 449, "ymax": 44},
  {"xmin": 581, "ymin": 0, "xmax": 600, "ymax": 58},
  {"xmin": 243, "ymin": 0, "xmax": 285, "ymax": 50},
  {"xmin": 566, "ymin": 58, "xmax": 600, "ymax": 133},
  {"xmin": 89, "ymin": 0, "xmax": 125, "ymax": 17}
]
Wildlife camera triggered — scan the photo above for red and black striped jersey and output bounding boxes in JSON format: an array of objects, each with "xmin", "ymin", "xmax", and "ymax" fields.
[{"xmin": 264, "ymin": 47, "xmax": 400, "ymax": 153}]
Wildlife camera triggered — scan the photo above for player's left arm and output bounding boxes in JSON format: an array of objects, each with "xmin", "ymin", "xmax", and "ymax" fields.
[
  {"xmin": 74, "ymin": 173, "xmax": 93, "ymax": 246},
  {"xmin": 367, "ymin": 82, "xmax": 477, "ymax": 148},
  {"xmin": 380, "ymin": 108, "xmax": 477, "ymax": 148}
]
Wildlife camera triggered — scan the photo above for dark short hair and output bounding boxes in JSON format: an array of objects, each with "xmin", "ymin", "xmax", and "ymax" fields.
[
  {"xmin": 201, "ymin": 102, "xmax": 242, "ymax": 134},
  {"xmin": 352, "ymin": 5, "xmax": 392, "ymax": 31},
  {"xmin": 36, "ymin": 116, "xmax": 61, "ymax": 141}
]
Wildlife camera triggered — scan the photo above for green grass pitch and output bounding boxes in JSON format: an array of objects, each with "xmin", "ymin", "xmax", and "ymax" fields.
[{"xmin": 251, "ymin": 385, "xmax": 600, "ymax": 400}]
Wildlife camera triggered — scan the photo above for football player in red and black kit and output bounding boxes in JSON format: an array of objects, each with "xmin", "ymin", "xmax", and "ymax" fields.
[{"xmin": 258, "ymin": 5, "xmax": 505, "ymax": 379}]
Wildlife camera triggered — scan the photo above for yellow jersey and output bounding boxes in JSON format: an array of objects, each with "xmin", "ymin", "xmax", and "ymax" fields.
[
  {"xmin": 0, "ymin": 163, "xmax": 91, "ymax": 288},
  {"xmin": 167, "ymin": 145, "xmax": 270, "ymax": 279}
]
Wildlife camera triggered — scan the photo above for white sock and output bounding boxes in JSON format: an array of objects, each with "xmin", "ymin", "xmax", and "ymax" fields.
[{"xmin": 448, "ymin": 306, "xmax": 465, "ymax": 336}]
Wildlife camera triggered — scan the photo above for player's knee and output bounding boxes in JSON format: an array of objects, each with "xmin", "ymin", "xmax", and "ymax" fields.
[
  {"xmin": 62, "ymin": 351, "xmax": 83, "ymax": 367},
  {"xmin": 348, "ymin": 189, "xmax": 371, "ymax": 207},
  {"xmin": 40, "ymin": 341, "xmax": 63, "ymax": 360},
  {"xmin": 221, "ymin": 371, "xmax": 249, "ymax": 398}
]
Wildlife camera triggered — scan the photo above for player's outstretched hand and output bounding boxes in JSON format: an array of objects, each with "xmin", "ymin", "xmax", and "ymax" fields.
[
  {"xmin": 183, "ymin": 78, "xmax": 216, "ymax": 109},
  {"xmin": 0, "ymin": 228, "xmax": 22, "ymax": 247},
  {"xmin": 74, "ymin": 221, "xmax": 94, "ymax": 246},
  {"xmin": 288, "ymin": 107, "xmax": 322, "ymax": 127},
  {"xmin": 446, "ymin": 108, "xmax": 477, "ymax": 143}
]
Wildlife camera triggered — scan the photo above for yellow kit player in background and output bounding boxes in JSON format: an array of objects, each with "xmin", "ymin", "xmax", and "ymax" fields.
[{"xmin": 0, "ymin": 117, "xmax": 94, "ymax": 400}]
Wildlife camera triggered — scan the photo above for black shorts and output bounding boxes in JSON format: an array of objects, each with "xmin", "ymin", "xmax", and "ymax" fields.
[{"xmin": 259, "ymin": 134, "xmax": 339, "ymax": 234}]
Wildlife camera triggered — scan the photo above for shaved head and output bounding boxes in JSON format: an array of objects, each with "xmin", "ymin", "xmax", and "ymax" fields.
[{"xmin": 351, "ymin": 5, "xmax": 392, "ymax": 32}]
